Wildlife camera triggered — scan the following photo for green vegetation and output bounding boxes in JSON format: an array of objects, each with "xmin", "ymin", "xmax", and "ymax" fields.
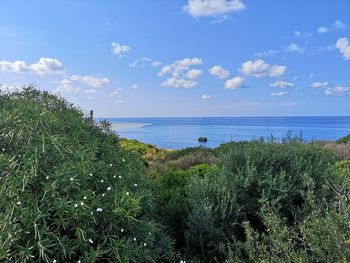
[
  {"xmin": 0, "ymin": 88, "xmax": 176, "ymax": 262},
  {"xmin": 338, "ymin": 133, "xmax": 350, "ymax": 144},
  {"xmin": 1, "ymin": 88, "xmax": 349, "ymax": 262}
]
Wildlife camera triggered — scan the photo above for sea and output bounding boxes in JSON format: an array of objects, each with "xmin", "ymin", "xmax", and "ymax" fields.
[{"xmin": 105, "ymin": 117, "xmax": 350, "ymax": 150}]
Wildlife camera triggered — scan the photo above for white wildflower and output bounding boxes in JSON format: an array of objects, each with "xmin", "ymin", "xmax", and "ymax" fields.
[
  {"xmin": 143, "ymin": 242, "xmax": 147, "ymax": 246},
  {"xmin": 126, "ymin": 192, "xmax": 130, "ymax": 196},
  {"xmin": 107, "ymin": 186, "xmax": 111, "ymax": 191},
  {"xmin": 88, "ymin": 238, "xmax": 94, "ymax": 243},
  {"xmin": 45, "ymin": 176, "xmax": 49, "ymax": 180},
  {"xmin": 96, "ymin": 207, "xmax": 103, "ymax": 212},
  {"xmin": 122, "ymin": 158, "xmax": 125, "ymax": 162},
  {"xmin": 89, "ymin": 173, "xmax": 93, "ymax": 176},
  {"xmin": 109, "ymin": 163, "xmax": 113, "ymax": 167},
  {"xmin": 70, "ymin": 177, "xmax": 74, "ymax": 181},
  {"xmin": 100, "ymin": 179, "xmax": 104, "ymax": 183},
  {"xmin": 121, "ymin": 228, "xmax": 124, "ymax": 232},
  {"xmin": 80, "ymin": 202, "xmax": 84, "ymax": 206},
  {"xmin": 118, "ymin": 175, "xmax": 122, "ymax": 179},
  {"xmin": 102, "ymin": 193, "xmax": 105, "ymax": 197},
  {"xmin": 133, "ymin": 183, "xmax": 138, "ymax": 187},
  {"xmin": 113, "ymin": 175, "xmax": 116, "ymax": 178},
  {"xmin": 53, "ymin": 260, "xmax": 57, "ymax": 263},
  {"xmin": 74, "ymin": 204, "xmax": 78, "ymax": 208},
  {"xmin": 133, "ymin": 237, "xmax": 136, "ymax": 241},
  {"xmin": 2, "ymin": 148, "xmax": 5, "ymax": 151},
  {"xmin": 17, "ymin": 201, "xmax": 21, "ymax": 205},
  {"xmin": 83, "ymin": 196, "xmax": 87, "ymax": 200}
]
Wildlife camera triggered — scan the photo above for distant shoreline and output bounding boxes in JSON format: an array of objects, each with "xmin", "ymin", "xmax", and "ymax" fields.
[{"xmin": 111, "ymin": 122, "xmax": 151, "ymax": 130}]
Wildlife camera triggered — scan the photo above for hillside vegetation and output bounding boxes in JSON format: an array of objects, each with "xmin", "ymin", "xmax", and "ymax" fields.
[{"xmin": 0, "ymin": 88, "xmax": 349, "ymax": 262}]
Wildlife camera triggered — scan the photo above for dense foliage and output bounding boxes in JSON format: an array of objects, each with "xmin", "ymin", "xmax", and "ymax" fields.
[{"xmin": 0, "ymin": 88, "xmax": 176, "ymax": 262}]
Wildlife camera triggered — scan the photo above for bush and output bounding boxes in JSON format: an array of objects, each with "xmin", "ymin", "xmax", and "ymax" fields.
[
  {"xmin": 0, "ymin": 88, "xmax": 176, "ymax": 262},
  {"xmin": 338, "ymin": 133, "xmax": 350, "ymax": 144},
  {"xmin": 184, "ymin": 139, "xmax": 340, "ymax": 262}
]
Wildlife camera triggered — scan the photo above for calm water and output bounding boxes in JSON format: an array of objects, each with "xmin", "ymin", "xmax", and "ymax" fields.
[{"xmin": 105, "ymin": 117, "xmax": 350, "ymax": 150}]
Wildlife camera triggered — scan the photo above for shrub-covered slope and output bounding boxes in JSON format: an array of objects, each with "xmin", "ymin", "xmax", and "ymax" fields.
[{"xmin": 0, "ymin": 88, "xmax": 176, "ymax": 262}]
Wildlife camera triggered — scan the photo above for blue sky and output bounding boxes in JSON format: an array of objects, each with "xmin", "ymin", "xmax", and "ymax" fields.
[{"xmin": 1, "ymin": 0, "xmax": 350, "ymax": 117}]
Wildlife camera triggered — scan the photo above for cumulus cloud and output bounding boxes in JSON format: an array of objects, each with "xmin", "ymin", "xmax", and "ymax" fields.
[
  {"xmin": 0, "ymin": 57, "xmax": 64, "ymax": 75},
  {"xmin": 111, "ymin": 42, "xmax": 130, "ymax": 55},
  {"xmin": 70, "ymin": 75, "xmax": 110, "ymax": 88},
  {"xmin": 161, "ymin": 77, "xmax": 198, "ymax": 88},
  {"xmin": 107, "ymin": 90, "xmax": 120, "ymax": 97},
  {"xmin": 284, "ymin": 43, "xmax": 305, "ymax": 53},
  {"xmin": 270, "ymin": 91, "xmax": 288, "ymax": 96},
  {"xmin": 224, "ymin": 76, "xmax": 245, "ymax": 89},
  {"xmin": 158, "ymin": 57, "xmax": 203, "ymax": 88},
  {"xmin": 186, "ymin": 69, "xmax": 203, "ymax": 79},
  {"xmin": 184, "ymin": 0, "xmax": 246, "ymax": 17},
  {"xmin": 336, "ymin": 37, "xmax": 350, "ymax": 60},
  {"xmin": 208, "ymin": 65, "xmax": 229, "ymax": 79},
  {"xmin": 131, "ymin": 84, "xmax": 140, "ymax": 89},
  {"xmin": 55, "ymin": 79, "xmax": 80, "ymax": 94},
  {"xmin": 294, "ymin": 30, "xmax": 312, "ymax": 37},
  {"xmin": 317, "ymin": 20, "xmax": 347, "ymax": 34},
  {"xmin": 240, "ymin": 59, "xmax": 286, "ymax": 78},
  {"xmin": 325, "ymin": 86, "xmax": 349, "ymax": 96},
  {"xmin": 270, "ymin": 80, "xmax": 295, "ymax": 88},
  {"xmin": 311, "ymin": 81, "xmax": 329, "ymax": 88},
  {"xmin": 201, "ymin": 94, "xmax": 212, "ymax": 99}
]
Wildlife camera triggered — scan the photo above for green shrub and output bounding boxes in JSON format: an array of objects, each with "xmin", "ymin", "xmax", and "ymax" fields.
[
  {"xmin": 154, "ymin": 164, "xmax": 218, "ymax": 251},
  {"xmin": 184, "ymin": 139, "xmax": 339, "ymax": 262},
  {"xmin": 337, "ymin": 133, "xmax": 350, "ymax": 144},
  {"xmin": 0, "ymin": 88, "xmax": 176, "ymax": 262}
]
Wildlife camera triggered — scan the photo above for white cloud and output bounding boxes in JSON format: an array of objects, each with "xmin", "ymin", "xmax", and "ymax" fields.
[
  {"xmin": 70, "ymin": 75, "xmax": 110, "ymax": 88},
  {"xmin": 111, "ymin": 42, "xmax": 130, "ymax": 55},
  {"xmin": 158, "ymin": 57, "xmax": 202, "ymax": 88},
  {"xmin": 162, "ymin": 77, "xmax": 198, "ymax": 88},
  {"xmin": 55, "ymin": 79, "xmax": 80, "ymax": 94},
  {"xmin": 254, "ymin": 50, "xmax": 279, "ymax": 57},
  {"xmin": 317, "ymin": 26, "xmax": 329, "ymax": 34},
  {"xmin": 0, "ymin": 57, "xmax": 64, "ymax": 75},
  {"xmin": 325, "ymin": 86, "xmax": 349, "ymax": 96},
  {"xmin": 311, "ymin": 81, "xmax": 329, "ymax": 88},
  {"xmin": 186, "ymin": 69, "xmax": 203, "ymax": 79},
  {"xmin": 131, "ymin": 84, "xmax": 140, "ymax": 89},
  {"xmin": 284, "ymin": 43, "xmax": 305, "ymax": 53},
  {"xmin": 129, "ymin": 57, "xmax": 151, "ymax": 67},
  {"xmin": 240, "ymin": 59, "xmax": 286, "ymax": 78},
  {"xmin": 317, "ymin": 20, "xmax": 347, "ymax": 34},
  {"xmin": 201, "ymin": 94, "xmax": 212, "ymax": 99},
  {"xmin": 208, "ymin": 65, "xmax": 229, "ymax": 79},
  {"xmin": 270, "ymin": 81, "xmax": 295, "ymax": 88},
  {"xmin": 294, "ymin": 30, "xmax": 312, "ymax": 37},
  {"xmin": 158, "ymin": 57, "xmax": 203, "ymax": 77},
  {"xmin": 336, "ymin": 37, "xmax": 350, "ymax": 60},
  {"xmin": 270, "ymin": 91, "xmax": 288, "ymax": 96},
  {"xmin": 184, "ymin": 0, "xmax": 246, "ymax": 17},
  {"xmin": 152, "ymin": 60, "xmax": 162, "ymax": 67},
  {"xmin": 224, "ymin": 76, "xmax": 245, "ymax": 89}
]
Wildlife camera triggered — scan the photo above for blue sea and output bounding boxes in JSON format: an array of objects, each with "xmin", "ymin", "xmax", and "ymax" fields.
[{"xmin": 106, "ymin": 117, "xmax": 350, "ymax": 150}]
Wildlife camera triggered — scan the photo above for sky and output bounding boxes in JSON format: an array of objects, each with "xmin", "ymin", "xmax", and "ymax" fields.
[{"xmin": 1, "ymin": 0, "xmax": 350, "ymax": 117}]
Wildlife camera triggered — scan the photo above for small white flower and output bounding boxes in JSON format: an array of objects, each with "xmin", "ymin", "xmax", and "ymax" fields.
[
  {"xmin": 133, "ymin": 237, "xmax": 136, "ymax": 241},
  {"xmin": 18, "ymin": 154, "xmax": 21, "ymax": 157},
  {"xmin": 89, "ymin": 173, "xmax": 93, "ymax": 176},
  {"xmin": 107, "ymin": 186, "xmax": 111, "ymax": 191},
  {"xmin": 74, "ymin": 204, "xmax": 78, "ymax": 208},
  {"xmin": 88, "ymin": 238, "xmax": 94, "ymax": 244},
  {"xmin": 118, "ymin": 175, "xmax": 122, "ymax": 179},
  {"xmin": 133, "ymin": 183, "xmax": 138, "ymax": 187},
  {"xmin": 80, "ymin": 202, "xmax": 84, "ymax": 206},
  {"xmin": 143, "ymin": 242, "xmax": 147, "ymax": 246},
  {"xmin": 90, "ymin": 211, "xmax": 93, "ymax": 215},
  {"xmin": 113, "ymin": 175, "xmax": 116, "ymax": 178},
  {"xmin": 83, "ymin": 196, "xmax": 87, "ymax": 200},
  {"xmin": 122, "ymin": 158, "xmax": 125, "ymax": 162},
  {"xmin": 96, "ymin": 207, "xmax": 103, "ymax": 212},
  {"xmin": 102, "ymin": 193, "xmax": 105, "ymax": 197},
  {"xmin": 109, "ymin": 163, "xmax": 113, "ymax": 167},
  {"xmin": 126, "ymin": 192, "xmax": 130, "ymax": 196},
  {"xmin": 149, "ymin": 232, "xmax": 151, "ymax": 235},
  {"xmin": 70, "ymin": 177, "xmax": 74, "ymax": 181},
  {"xmin": 17, "ymin": 201, "xmax": 21, "ymax": 205},
  {"xmin": 121, "ymin": 228, "xmax": 124, "ymax": 232},
  {"xmin": 100, "ymin": 179, "xmax": 104, "ymax": 183},
  {"xmin": 46, "ymin": 176, "xmax": 49, "ymax": 180},
  {"xmin": 78, "ymin": 261, "xmax": 81, "ymax": 263},
  {"xmin": 53, "ymin": 260, "xmax": 57, "ymax": 263},
  {"xmin": 92, "ymin": 191, "xmax": 95, "ymax": 194},
  {"xmin": 2, "ymin": 148, "xmax": 5, "ymax": 151}
]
